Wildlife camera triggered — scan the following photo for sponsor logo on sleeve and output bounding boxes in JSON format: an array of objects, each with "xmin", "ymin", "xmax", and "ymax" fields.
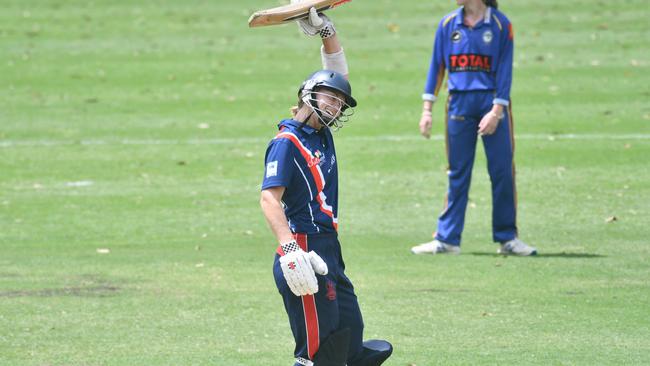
[
  {"xmin": 449, "ymin": 54, "xmax": 492, "ymax": 73},
  {"xmin": 266, "ymin": 161, "xmax": 278, "ymax": 178}
]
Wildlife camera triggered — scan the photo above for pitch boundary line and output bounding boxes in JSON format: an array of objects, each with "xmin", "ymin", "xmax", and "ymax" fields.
[{"xmin": 2, "ymin": 134, "xmax": 650, "ymax": 148}]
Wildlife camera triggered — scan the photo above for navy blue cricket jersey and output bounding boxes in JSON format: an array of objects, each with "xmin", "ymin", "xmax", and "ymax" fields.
[
  {"xmin": 423, "ymin": 6, "xmax": 514, "ymax": 106},
  {"xmin": 261, "ymin": 119, "xmax": 339, "ymax": 235}
]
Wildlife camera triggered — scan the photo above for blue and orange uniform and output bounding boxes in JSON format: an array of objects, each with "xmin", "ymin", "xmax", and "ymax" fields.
[
  {"xmin": 262, "ymin": 119, "xmax": 365, "ymax": 364},
  {"xmin": 423, "ymin": 6, "xmax": 517, "ymax": 245}
]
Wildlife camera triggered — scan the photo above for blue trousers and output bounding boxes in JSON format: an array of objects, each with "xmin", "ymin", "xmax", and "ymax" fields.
[
  {"xmin": 435, "ymin": 90, "xmax": 518, "ymax": 246},
  {"xmin": 273, "ymin": 232, "xmax": 365, "ymax": 363}
]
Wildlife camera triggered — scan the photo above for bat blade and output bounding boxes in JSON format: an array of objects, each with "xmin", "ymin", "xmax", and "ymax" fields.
[{"xmin": 248, "ymin": 0, "xmax": 351, "ymax": 28}]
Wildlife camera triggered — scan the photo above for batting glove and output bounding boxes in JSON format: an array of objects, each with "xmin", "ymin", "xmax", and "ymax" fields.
[
  {"xmin": 292, "ymin": 4, "xmax": 336, "ymax": 39},
  {"xmin": 279, "ymin": 240, "xmax": 328, "ymax": 297}
]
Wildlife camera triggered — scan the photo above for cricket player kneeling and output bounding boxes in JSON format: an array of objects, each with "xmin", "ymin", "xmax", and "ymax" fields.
[{"xmin": 259, "ymin": 3, "xmax": 392, "ymax": 366}]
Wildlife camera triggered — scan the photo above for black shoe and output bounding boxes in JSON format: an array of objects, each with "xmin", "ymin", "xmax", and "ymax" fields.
[{"xmin": 348, "ymin": 339, "xmax": 393, "ymax": 366}]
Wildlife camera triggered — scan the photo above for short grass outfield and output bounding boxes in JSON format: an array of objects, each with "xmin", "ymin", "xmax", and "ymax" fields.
[{"xmin": 1, "ymin": 0, "xmax": 649, "ymax": 365}]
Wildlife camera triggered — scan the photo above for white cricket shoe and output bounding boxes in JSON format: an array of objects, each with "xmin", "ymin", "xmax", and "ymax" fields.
[
  {"xmin": 498, "ymin": 238, "xmax": 537, "ymax": 256},
  {"xmin": 411, "ymin": 240, "xmax": 461, "ymax": 255}
]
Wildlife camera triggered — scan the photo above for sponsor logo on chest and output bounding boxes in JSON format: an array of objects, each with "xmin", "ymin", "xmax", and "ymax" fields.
[
  {"xmin": 308, "ymin": 150, "xmax": 324, "ymax": 168},
  {"xmin": 449, "ymin": 53, "xmax": 492, "ymax": 73}
]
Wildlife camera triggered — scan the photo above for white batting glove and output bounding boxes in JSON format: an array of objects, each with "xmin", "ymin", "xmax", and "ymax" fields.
[
  {"xmin": 279, "ymin": 240, "xmax": 328, "ymax": 297},
  {"xmin": 308, "ymin": 251, "xmax": 328, "ymax": 276},
  {"xmin": 291, "ymin": 4, "xmax": 337, "ymax": 39}
]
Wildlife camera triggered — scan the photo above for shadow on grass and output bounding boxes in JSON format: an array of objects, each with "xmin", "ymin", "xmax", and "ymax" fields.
[{"xmin": 468, "ymin": 252, "xmax": 605, "ymax": 258}]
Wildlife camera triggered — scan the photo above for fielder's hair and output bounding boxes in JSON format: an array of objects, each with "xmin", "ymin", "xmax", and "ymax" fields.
[{"xmin": 483, "ymin": 0, "xmax": 498, "ymax": 9}]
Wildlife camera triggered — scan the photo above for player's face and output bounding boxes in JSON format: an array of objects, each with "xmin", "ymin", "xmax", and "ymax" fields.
[{"xmin": 315, "ymin": 88, "xmax": 345, "ymax": 120}]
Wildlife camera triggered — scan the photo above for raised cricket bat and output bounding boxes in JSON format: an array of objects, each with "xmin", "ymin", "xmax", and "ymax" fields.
[{"xmin": 248, "ymin": 0, "xmax": 351, "ymax": 28}]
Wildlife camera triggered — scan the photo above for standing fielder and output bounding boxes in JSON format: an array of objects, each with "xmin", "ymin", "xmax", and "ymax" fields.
[
  {"xmin": 411, "ymin": 0, "xmax": 537, "ymax": 256},
  {"xmin": 259, "ymin": 6, "xmax": 392, "ymax": 366}
]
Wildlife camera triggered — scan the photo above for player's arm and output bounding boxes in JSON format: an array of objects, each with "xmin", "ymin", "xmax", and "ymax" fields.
[
  {"xmin": 296, "ymin": 6, "xmax": 349, "ymax": 79},
  {"xmin": 420, "ymin": 21, "xmax": 446, "ymax": 139},
  {"xmin": 260, "ymin": 140, "xmax": 295, "ymax": 245},
  {"xmin": 260, "ymin": 187, "xmax": 294, "ymax": 245},
  {"xmin": 479, "ymin": 18, "xmax": 514, "ymax": 135},
  {"xmin": 321, "ymin": 35, "xmax": 348, "ymax": 80},
  {"xmin": 423, "ymin": 22, "xmax": 446, "ymax": 104},
  {"xmin": 260, "ymin": 186, "xmax": 328, "ymax": 297},
  {"xmin": 493, "ymin": 19, "xmax": 514, "ymax": 109},
  {"xmin": 259, "ymin": 140, "xmax": 328, "ymax": 296}
]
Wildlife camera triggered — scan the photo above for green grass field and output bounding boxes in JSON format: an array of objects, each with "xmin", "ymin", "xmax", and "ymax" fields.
[{"xmin": 2, "ymin": 0, "xmax": 649, "ymax": 365}]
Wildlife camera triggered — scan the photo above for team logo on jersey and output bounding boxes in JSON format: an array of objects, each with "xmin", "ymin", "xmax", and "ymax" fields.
[
  {"xmin": 451, "ymin": 30, "xmax": 462, "ymax": 43},
  {"xmin": 483, "ymin": 30, "xmax": 493, "ymax": 44},
  {"xmin": 449, "ymin": 54, "xmax": 492, "ymax": 73},
  {"xmin": 326, "ymin": 280, "xmax": 337, "ymax": 301}
]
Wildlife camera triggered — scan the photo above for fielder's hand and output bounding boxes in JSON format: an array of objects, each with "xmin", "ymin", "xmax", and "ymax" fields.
[
  {"xmin": 478, "ymin": 110, "xmax": 501, "ymax": 136},
  {"xmin": 279, "ymin": 240, "xmax": 328, "ymax": 297},
  {"xmin": 419, "ymin": 110, "xmax": 433, "ymax": 139},
  {"xmin": 292, "ymin": 3, "xmax": 336, "ymax": 39}
]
